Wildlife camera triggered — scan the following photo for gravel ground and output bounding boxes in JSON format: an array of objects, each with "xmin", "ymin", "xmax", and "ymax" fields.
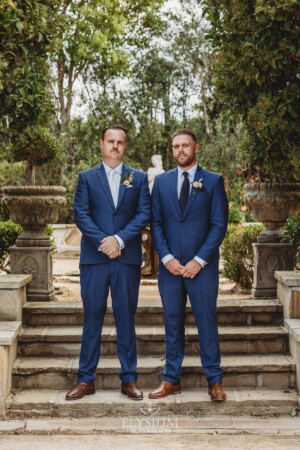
[
  {"xmin": 52, "ymin": 257, "xmax": 247, "ymax": 304},
  {"xmin": 1, "ymin": 434, "xmax": 300, "ymax": 450}
]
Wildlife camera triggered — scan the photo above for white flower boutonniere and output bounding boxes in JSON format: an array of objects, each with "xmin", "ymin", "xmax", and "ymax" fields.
[
  {"xmin": 121, "ymin": 171, "xmax": 134, "ymax": 187},
  {"xmin": 191, "ymin": 178, "xmax": 204, "ymax": 193}
]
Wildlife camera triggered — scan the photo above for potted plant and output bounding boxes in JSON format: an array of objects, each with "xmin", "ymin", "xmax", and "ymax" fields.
[
  {"xmin": 2, "ymin": 126, "xmax": 66, "ymax": 238},
  {"xmin": 1, "ymin": 127, "xmax": 66, "ymax": 301}
]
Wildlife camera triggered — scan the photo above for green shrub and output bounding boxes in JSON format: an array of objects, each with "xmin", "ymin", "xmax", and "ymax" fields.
[
  {"xmin": 203, "ymin": 1, "xmax": 300, "ymax": 181},
  {"xmin": 0, "ymin": 220, "xmax": 22, "ymax": 273},
  {"xmin": 282, "ymin": 213, "xmax": 300, "ymax": 270},
  {"xmin": 0, "ymin": 221, "xmax": 55, "ymax": 273},
  {"xmin": 13, "ymin": 126, "xmax": 61, "ymax": 166},
  {"xmin": 222, "ymin": 224, "xmax": 264, "ymax": 290},
  {"xmin": 12, "ymin": 126, "xmax": 61, "ymax": 185}
]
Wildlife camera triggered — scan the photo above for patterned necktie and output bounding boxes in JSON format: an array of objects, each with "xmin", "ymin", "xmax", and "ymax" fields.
[{"xmin": 179, "ymin": 172, "xmax": 189, "ymax": 214}]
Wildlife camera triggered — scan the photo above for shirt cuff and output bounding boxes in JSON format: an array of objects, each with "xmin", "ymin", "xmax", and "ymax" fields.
[
  {"xmin": 194, "ymin": 256, "xmax": 207, "ymax": 267},
  {"xmin": 162, "ymin": 254, "xmax": 174, "ymax": 265},
  {"xmin": 114, "ymin": 234, "xmax": 125, "ymax": 249}
]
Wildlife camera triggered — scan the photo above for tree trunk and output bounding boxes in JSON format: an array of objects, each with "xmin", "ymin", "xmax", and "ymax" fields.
[
  {"xmin": 25, "ymin": 162, "xmax": 35, "ymax": 185},
  {"xmin": 163, "ymin": 91, "xmax": 171, "ymax": 170},
  {"xmin": 199, "ymin": 66, "xmax": 211, "ymax": 139}
]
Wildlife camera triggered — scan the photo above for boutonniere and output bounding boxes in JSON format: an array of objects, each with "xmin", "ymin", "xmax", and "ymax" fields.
[
  {"xmin": 191, "ymin": 178, "xmax": 204, "ymax": 193},
  {"xmin": 121, "ymin": 171, "xmax": 134, "ymax": 187}
]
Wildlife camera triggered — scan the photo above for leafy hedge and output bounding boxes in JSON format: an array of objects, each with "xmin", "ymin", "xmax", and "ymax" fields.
[
  {"xmin": 0, "ymin": 220, "xmax": 22, "ymax": 273},
  {"xmin": 282, "ymin": 213, "xmax": 300, "ymax": 269},
  {"xmin": 0, "ymin": 220, "xmax": 55, "ymax": 273},
  {"xmin": 222, "ymin": 224, "xmax": 264, "ymax": 290}
]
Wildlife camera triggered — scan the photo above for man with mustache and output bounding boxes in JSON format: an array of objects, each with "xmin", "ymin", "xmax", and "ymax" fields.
[
  {"xmin": 66, "ymin": 125, "xmax": 150, "ymax": 401},
  {"xmin": 149, "ymin": 129, "xmax": 228, "ymax": 401}
]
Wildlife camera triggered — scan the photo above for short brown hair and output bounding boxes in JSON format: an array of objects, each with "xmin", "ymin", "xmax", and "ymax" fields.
[
  {"xmin": 102, "ymin": 125, "xmax": 128, "ymax": 141},
  {"xmin": 172, "ymin": 129, "xmax": 197, "ymax": 144}
]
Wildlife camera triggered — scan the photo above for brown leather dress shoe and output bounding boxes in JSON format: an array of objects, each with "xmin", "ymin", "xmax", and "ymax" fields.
[
  {"xmin": 65, "ymin": 381, "xmax": 95, "ymax": 401},
  {"xmin": 149, "ymin": 381, "xmax": 181, "ymax": 399},
  {"xmin": 208, "ymin": 383, "xmax": 227, "ymax": 401},
  {"xmin": 121, "ymin": 382, "xmax": 143, "ymax": 400}
]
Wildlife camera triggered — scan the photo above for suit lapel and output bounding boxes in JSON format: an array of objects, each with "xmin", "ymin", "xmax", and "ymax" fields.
[
  {"xmin": 95, "ymin": 163, "xmax": 115, "ymax": 210},
  {"xmin": 115, "ymin": 164, "xmax": 130, "ymax": 211},
  {"xmin": 169, "ymin": 168, "xmax": 181, "ymax": 218},
  {"xmin": 182, "ymin": 165, "xmax": 204, "ymax": 219}
]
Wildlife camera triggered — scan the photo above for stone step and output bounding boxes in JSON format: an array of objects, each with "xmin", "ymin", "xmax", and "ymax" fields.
[
  {"xmin": 23, "ymin": 298, "xmax": 283, "ymax": 327},
  {"xmin": 12, "ymin": 354, "xmax": 296, "ymax": 391},
  {"xmin": 5, "ymin": 388, "xmax": 299, "ymax": 419},
  {"xmin": 17, "ymin": 325, "xmax": 288, "ymax": 357}
]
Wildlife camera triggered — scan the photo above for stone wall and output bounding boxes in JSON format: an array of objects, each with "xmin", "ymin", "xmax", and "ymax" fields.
[{"xmin": 0, "ymin": 274, "xmax": 32, "ymax": 417}]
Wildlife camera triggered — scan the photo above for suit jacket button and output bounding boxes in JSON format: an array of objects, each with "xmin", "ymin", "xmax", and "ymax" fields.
[{"xmin": 180, "ymin": 220, "xmax": 184, "ymax": 224}]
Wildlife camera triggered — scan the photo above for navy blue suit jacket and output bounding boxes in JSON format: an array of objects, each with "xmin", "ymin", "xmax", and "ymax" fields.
[
  {"xmin": 151, "ymin": 165, "xmax": 228, "ymax": 267},
  {"xmin": 74, "ymin": 163, "xmax": 151, "ymax": 266}
]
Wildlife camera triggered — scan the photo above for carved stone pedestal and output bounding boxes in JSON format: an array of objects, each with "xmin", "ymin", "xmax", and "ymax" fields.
[
  {"xmin": 9, "ymin": 247, "xmax": 54, "ymax": 301},
  {"xmin": 1, "ymin": 186, "xmax": 66, "ymax": 302},
  {"xmin": 244, "ymin": 182, "xmax": 300, "ymax": 298},
  {"xmin": 252, "ymin": 243, "xmax": 294, "ymax": 298}
]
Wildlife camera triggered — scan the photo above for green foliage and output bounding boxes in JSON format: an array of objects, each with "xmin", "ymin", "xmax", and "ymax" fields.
[
  {"xmin": 282, "ymin": 213, "xmax": 300, "ymax": 269},
  {"xmin": 0, "ymin": 1, "xmax": 59, "ymax": 141},
  {"xmin": 52, "ymin": 0, "xmax": 164, "ymax": 132},
  {"xmin": 227, "ymin": 176, "xmax": 253, "ymax": 224},
  {"xmin": 222, "ymin": 224, "xmax": 264, "ymax": 289},
  {"xmin": 0, "ymin": 0, "xmax": 60, "ymax": 185},
  {"xmin": 203, "ymin": 0, "xmax": 300, "ymax": 180},
  {"xmin": 0, "ymin": 221, "xmax": 55, "ymax": 273},
  {"xmin": 13, "ymin": 126, "xmax": 60, "ymax": 166},
  {"xmin": 0, "ymin": 160, "xmax": 24, "ymax": 188},
  {"xmin": 0, "ymin": 220, "xmax": 22, "ymax": 272},
  {"xmin": 0, "ymin": 0, "xmax": 250, "ymax": 223}
]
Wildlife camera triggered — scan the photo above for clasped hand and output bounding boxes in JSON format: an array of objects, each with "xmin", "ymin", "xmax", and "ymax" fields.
[
  {"xmin": 165, "ymin": 258, "xmax": 201, "ymax": 278},
  {"xmin": 100, "ymin": 236, "xmax": 121, "ymax": 259}
]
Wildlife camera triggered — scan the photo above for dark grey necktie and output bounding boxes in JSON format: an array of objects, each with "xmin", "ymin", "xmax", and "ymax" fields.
[{"xmin": 179, "ymin": 172, "xmax": 189, "ymax": 214}]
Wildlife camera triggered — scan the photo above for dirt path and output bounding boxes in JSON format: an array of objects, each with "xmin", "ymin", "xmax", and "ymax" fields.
[{"xmin": 1, "ymin": 433, "xmax": 300, "ymax": 450}]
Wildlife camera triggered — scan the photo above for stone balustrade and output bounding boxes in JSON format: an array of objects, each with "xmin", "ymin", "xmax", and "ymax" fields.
[
  {"xmin": 0, "ymin": 274, "xmax": 32, "ymax": 417},
  {"xmin": 275, "ymin": 271, "xmax": 300, "ymax": 391},
  {"xmin": 285, "ymin": 320, "xmax": 300, "ymax": 391},
  {"xmin": 275, "ymin": 271, "xmax": 300, "ymax": 321},
  {"xmin": 0, "ymin": 274, "xmax": 32, "ymax": 321}
]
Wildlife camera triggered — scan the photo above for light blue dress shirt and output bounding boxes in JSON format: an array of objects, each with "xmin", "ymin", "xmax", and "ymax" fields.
[
  {"xmin": 98, "ymin": 162, "xmax": 125, "ymax": 250},
  {"xmin": 162, "ymin": 163, "xmax": 207, "ymax": 268}
]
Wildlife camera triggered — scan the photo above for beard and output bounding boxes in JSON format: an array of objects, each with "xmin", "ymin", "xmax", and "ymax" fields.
[{"xmin": 174, "ymin": 153, "xmax": 195, "ymax": 168}]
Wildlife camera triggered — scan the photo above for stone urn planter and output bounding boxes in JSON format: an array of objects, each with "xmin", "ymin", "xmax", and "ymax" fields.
[
  {"xmin": 1, "ymin": 186, "xmax": 66, "ymax": 301},
  {"xmin": 244, "ymin": 182, "xmax": 300, "ymax": 242},
  {"xmin": 244, "ymin": 182, "xmax": 300, "ymax": 297}
]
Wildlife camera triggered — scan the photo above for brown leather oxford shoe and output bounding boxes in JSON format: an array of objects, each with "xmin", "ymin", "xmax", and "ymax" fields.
[
  {"xmin": 65, "ymin": 381, "xmax": 95, "ymax": 401},
  {"xmin": 149, "ymin": 381, "xmax": 181, "ymax": 399},
  {"xmin": 121, "ymin": 382, "xmax": 143, "ymax": 400},
  {"xmin": 208, "ymin": 383, "xmax": 227, "ymax": 401}
]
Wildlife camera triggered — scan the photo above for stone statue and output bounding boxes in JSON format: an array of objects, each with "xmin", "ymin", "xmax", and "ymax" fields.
[{"xmin": 147, "ymin": 155, "xmax": 165, "ymax": 192}]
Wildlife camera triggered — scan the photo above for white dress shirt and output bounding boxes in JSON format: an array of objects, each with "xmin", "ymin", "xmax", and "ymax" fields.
[
  {"xmin": 162, "ymin": 163, "xmax": 207, "ymax": 268},
  {"xmin": 98, "ymin": 162, "xmax": 125, "ymax": 250}
]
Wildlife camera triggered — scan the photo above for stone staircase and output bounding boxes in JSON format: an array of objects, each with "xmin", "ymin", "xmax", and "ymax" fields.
[{"xmin": 5, "ymin": 284, "xmax": 299, "ymax": 418}]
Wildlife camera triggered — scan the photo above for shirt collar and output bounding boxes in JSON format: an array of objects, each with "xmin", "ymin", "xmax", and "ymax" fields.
[
  {"xmin": 178, "ymin": 163, "xmax": 198, "ymax": 177},
  {"xmin": 103, "ymin": 161, "xmax": 123, "ymax": 175}
]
